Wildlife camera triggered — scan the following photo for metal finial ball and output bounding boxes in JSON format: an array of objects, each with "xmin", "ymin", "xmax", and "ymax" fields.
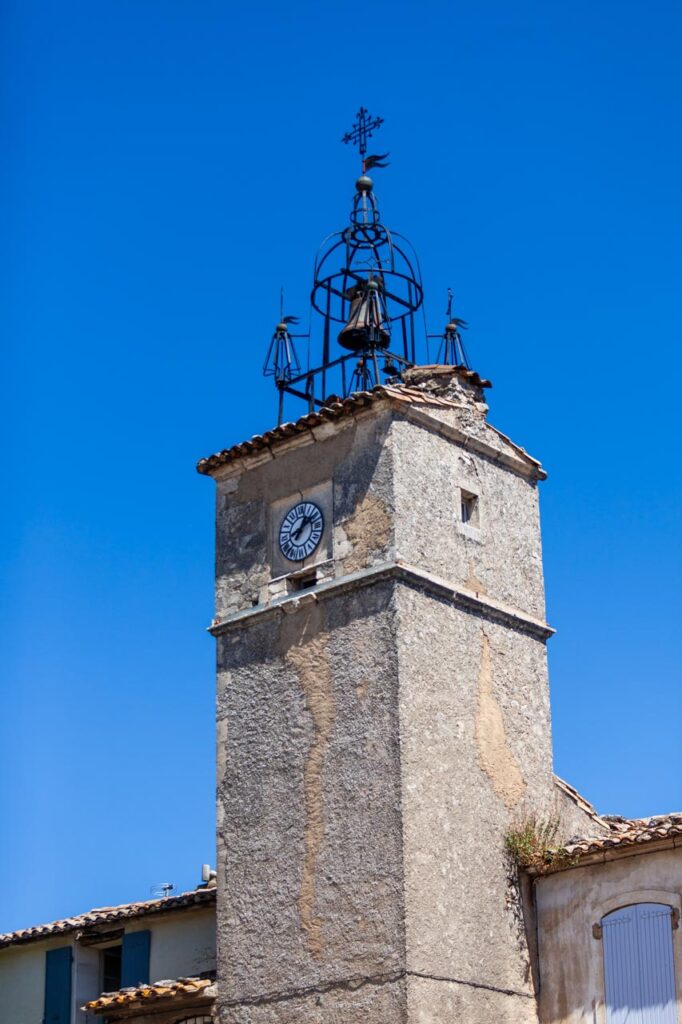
[
  {"xmin": 356, "ymin": 175, "xmax": 373, "ymax": 193},
  {"xmin": 276, "ymin": 322, "xmax": 288, "ymax": 332},
  {"xmin": 367, "ymin": 279, "xmax": 380, "ymax": 291}
]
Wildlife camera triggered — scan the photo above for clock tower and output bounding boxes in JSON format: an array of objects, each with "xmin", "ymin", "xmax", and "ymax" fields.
[{"xmin": 198, "ymin": 112, "xmax": 565, "ymax": 1024}]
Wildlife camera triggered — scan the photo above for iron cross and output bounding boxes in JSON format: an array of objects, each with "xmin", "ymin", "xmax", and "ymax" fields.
[{"xmin": 341, "ymin": 107, "xmax": 384, "ymax": 162}]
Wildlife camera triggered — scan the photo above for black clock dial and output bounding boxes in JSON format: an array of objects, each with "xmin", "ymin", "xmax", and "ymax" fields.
[{"xmin": 279, "ymin": 501, "xmax": 324, "ymax": 562}]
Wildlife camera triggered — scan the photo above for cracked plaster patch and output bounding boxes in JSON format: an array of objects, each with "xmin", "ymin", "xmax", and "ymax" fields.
[
  {"xmin": 283, "ymin": 608, "xmax": 336, "ymax": 958},
  {"xmin": 465, "ymin": 560, "xmax": 487, "ymax": 594},
  {"xmin": 475, "ymin": 633, "xmax": 526, "ymax": 809},
  {"xmin": 341, "ymin": 492, "xmax": 392, "ymax": 575}
]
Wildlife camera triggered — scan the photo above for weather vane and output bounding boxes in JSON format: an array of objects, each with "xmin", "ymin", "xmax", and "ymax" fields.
[
  {"xmin": 342, "ymin": 107, "xmax": 389, "ymax": 174},
  {"xmin": 262, "ymin": 286, "xmax": 306, "ymax": 391},
  {"xmin": 428, "ymin": 288, "xmax": 470, "ymax": 367}
]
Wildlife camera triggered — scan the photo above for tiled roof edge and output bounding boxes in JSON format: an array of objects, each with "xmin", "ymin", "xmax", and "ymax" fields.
[
  {"xmin": 488, "ymin": 424, "xmax": 547, "ymax": 479},
  {"xmin": 553, "ymin": 774, "xmax": 609, "ymax": 829},
  {"xmin": 84, "ymin": 975, "xmax": 216, "ymax": 1013},
  {"xmin": 0, "ymin": 887, "xmax": 216, "ymax": 950},
  {"xmin": 526, "ymin": 812, "xmax": 682, "ymax": 876},
  {"xmin": 196, "ymin": 388, "xmax": 389, "ymax": 475},
  {"xmin": 562, "ymin": 814, "xmax": 682, "ymax": 861}
]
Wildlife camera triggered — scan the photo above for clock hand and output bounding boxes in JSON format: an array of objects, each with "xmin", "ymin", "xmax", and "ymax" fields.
[{"xmin": 292, "ymin": 515, "xmax": 312, "ymax": 542}]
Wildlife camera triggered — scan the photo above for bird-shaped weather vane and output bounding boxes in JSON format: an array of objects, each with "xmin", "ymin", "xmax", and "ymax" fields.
[
  {"xmin": 263, "ymin": 287, "xmax": 307, "ymax": 400},
  {"xmin": 428, "ymin": 288, "xmax": 470, "ymax": 367},
  {"xmin": 342, "ymin": 107, "xmax": 389, "ymax": 174}
]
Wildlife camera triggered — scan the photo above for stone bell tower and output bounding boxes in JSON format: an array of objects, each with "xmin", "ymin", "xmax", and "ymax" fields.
[{"xmin": 198, "ymin": 112, "xmax": 559, "ymax": 1024}]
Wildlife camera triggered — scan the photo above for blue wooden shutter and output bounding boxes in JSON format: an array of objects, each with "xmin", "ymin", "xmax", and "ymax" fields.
[
  {"xmin": 44, "ymin": 946, "xmax": 73, "ymax": 1024},
  {"xmin": 121, "ymin": 930, "xmax": 151, "ymax": 987},
  {"xmin": 602, "ymin": 903, "xmax": 677, "ymax": 1024}
]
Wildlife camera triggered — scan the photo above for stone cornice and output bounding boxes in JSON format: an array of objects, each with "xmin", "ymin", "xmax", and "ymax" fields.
[
  {"xmin": 209, "ymin": 561, "xmax": 553, "ymax": 640},
  {"xmin": 399, "ymin": 406, "xmax": 546, "ymax": 482}
]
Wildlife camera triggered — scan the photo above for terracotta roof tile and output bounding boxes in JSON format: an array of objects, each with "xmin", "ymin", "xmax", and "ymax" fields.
[
  {"xmin": 196, "ymin": 375, "xmax": 494, "ymax": 476},
  {"xmin": 84, "ymin": 975, "xmax": 215, "ymax": 1013},
  {"xmin": 565, "ymin": 814, "xmax": 682, "ymax": 859},
  {"xmin": 553, "ymin": 774, "xmax": 609, "ymax": 829},
  {"xmin": 0, "ymin": 887, "xmax": 215, "ymax": 950}
]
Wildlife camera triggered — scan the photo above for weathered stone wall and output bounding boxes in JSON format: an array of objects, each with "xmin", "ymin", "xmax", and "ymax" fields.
[
  {"xmin": 216, "ymin": 585, "xmax": 406, "ymax": 1024},
  {"xmin": 210, "ymin": 385, "xmax": 569, "ymax": 1024},
  {"xmin": 396, "ymin": 584, "xmax": 553, "ymax": 1023},
  {"xmin": 391, "ymin": 413, "xmax": 546, "ymax": 620},
  {"xmin": 535, "ymin": 847, "xmax": 682, "ymax": 1024},
  {"xmin": 214, "ymin": 411, "xmax": 396, "ymax": 619},
  {"xmin": 552, "ymin": 781, "xmax": 609, "ymax": 843}
]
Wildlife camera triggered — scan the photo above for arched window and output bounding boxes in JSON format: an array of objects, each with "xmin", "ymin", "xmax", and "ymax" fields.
[{"xmin": 602, "ymin": 903, "xmax": 677, "ymax": 1024}]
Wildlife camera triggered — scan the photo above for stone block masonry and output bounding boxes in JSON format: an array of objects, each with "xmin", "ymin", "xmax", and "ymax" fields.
[{"xmin": 203, "ymin": 370, "xmax": 595, "ymax": 1024}]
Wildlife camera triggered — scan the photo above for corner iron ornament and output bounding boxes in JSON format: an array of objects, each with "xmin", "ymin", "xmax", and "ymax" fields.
[
  {"xmin": 263, "ymin": 110, "xmax": 471, "ymax": 423},
  {"xmin": 428, "ymin": 288, "xmax": 471, "ymax": 368}
]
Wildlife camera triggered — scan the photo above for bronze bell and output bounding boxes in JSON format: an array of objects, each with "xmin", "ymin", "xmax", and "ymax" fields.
[{"xmin": 338, "ymin": 278, "xmax": 390, "ymax": 352}]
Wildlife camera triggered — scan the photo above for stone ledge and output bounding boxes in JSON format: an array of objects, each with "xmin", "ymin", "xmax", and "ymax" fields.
[{"xmin": 209, "ymin": 561, "xmax": 554, "ymax": 640}]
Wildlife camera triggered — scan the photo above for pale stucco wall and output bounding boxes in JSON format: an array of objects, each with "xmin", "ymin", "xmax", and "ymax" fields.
[
  {"xmin": 125, "ymin": 907, "xmax": 215, "ymax": 983},
  {"xmin": 0, "ymin": 936, "xmax": 69, "ymax": 1024},
  {"xmin": 535, "ymin": 846, "xmax": 682, "ymax": 1024}
]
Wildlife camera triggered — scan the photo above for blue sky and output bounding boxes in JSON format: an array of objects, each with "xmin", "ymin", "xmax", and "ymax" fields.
[{"xmin": 2, "ymin": 0, "xmax": 681, "ymax": 933}]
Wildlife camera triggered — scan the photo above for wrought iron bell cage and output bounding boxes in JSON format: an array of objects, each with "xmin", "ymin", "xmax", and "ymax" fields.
[
  {"xmin": 263, "ymin": 110, "xmax": 437, "ymax": 423},
  {"xmin": 267, "ymin": 176, "xmax": 424, "ymax": 421},
  {"xmin": 311, "ymin": 176, "xmax": 424, "ymax": 364}
]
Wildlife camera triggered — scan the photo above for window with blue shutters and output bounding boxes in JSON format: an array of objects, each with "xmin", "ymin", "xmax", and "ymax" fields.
[
  {"xmin": 602, "ymin": 903, "xmax": 678, "ymax": 1024},
  {"xmin": 44, "ymin": 946, "xmax": 73, "ymax": 1024},
  {"xmin": 120, "ymin": 930, "xmax": 151, "ymax": 988}
]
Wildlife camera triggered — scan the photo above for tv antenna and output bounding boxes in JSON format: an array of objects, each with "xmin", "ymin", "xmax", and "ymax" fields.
[{"xmin": 150, "ymin": 882, "xmax": 176, "ymax": 899}]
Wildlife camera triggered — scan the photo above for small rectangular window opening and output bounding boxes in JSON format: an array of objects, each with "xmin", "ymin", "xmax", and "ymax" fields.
[
  {"xmin": 101, "ymin": 944, "xmax": 122, "ymax": 993},
  {"xmin": 287, "ymin": 570, "xmax": 318, "ymax": 593},
  {"xmin": 460, "ymin": 489, "xmax": 479, "ymax": 527}
]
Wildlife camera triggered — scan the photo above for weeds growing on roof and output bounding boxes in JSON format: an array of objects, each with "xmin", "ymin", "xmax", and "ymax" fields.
[{"xmin": 505, "ymin": 815, "xmax": 577, "ymax": 874}]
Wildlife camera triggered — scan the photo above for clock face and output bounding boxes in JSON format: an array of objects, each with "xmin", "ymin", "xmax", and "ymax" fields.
[{"xmin": 279, "ymin": 501, "xmax": 324, "ymax": 562}]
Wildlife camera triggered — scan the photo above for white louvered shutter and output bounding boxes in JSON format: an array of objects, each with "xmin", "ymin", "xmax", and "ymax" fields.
[
  {"xmin": 602, "ymin": 903, "xmax": 677, "ymax": 1024},
  {"xmin": 603, "ymin": 906, "xmax": 642, "ymax": 1024}
]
